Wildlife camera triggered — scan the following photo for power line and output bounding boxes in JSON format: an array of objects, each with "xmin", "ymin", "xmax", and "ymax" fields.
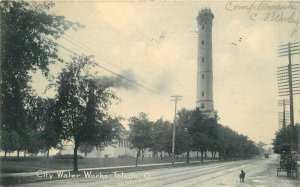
[
  {"xmin": 73, "ymin": 2, "xmax": 153, "ymax": 82},
  {"xmin": 61, "ymin": 33, "xmax": 140, "ymax": 81},
  {"xmin": 57, "ymin": 2, "xmax": 139, "ymax": 81},
  {"xmin": 277, "ymin": 41, "xmax": 300, "ymax": 152},
  {"xmin": 54, "ymin": 2, "xmax": 173, "ymax": 98},
  {"xmin": 43, "ymin": 35, "xmax": 169, "ymax": 97}
]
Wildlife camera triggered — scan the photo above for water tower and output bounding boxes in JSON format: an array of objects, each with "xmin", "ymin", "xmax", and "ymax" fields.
[{"xmin": 196, "ymin": 9, "xmax": 216, "ymax": 117}]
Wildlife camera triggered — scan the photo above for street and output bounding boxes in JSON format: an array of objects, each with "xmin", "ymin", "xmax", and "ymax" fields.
[{"xmin": 19, "ymin": 155, "xmax": 299, "ymax": 187}]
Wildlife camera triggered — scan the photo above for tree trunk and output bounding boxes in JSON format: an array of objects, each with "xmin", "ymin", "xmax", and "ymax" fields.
[
  {"xmin": 186, "ymin": 151, "xmax": 190, "ymax": 163},
  {"xmin": 214, "ymin": 151, "xmax": 216, "ymax": 159},
  {"xmin": 141, "ymin": 149, "xmax": 144, "ymax": 161},
  {"xmin": 73, "ymin": 143, "xmax": 79, "ymax": 171},
  {"xmin": 47, "ymin": 149, "xmax": 49, "ymax": 159},
  {"xmin": 135, "ymin": 149, "xmax": 140, "ymax": 167},
  {"xmin": 160, "ymin": 152, "xmax": 163, "ymax": 160},
  {"xmin": 24, "ymin": 150, "xmax": 26, "ymax": 157},
  {"xmin": 200, "ymin": 150, "xmax": 204, "ymax": 162},
  {"xmin": 204, "ymin": 150, "xmax": 207, "ymax": 159},
  {"xmin": 197, "ymin": 151, "xmax": 199, "ymax": 158},
  {"xmin": 17, "ymin": 149, "xmax": 20, "ymax": 158},
  {"xmin": 4, "ymin": 151, "xmax": 7, "ymax": 158}
]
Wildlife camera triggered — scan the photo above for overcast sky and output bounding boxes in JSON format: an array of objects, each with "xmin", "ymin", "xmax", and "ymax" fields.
[{"xmin": 32, "ymin": 0, "xmax": 300, "ymax": 145}]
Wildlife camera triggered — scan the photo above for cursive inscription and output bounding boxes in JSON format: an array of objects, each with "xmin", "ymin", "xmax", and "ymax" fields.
[{"xmin": 225, "ymin": 1, "xmax": 300, "ymax": 37}]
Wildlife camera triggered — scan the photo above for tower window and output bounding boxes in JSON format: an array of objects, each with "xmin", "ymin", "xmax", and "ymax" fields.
[
  {"xmin": 201, "ymin": 103, "xmax": 205, "ymax": 109},
  {"xmin": 202, "ymin": 92, "xmax": 204, "ymax": 97},
  {"xmin": 202, "ymin": 25, "xmax": 204, "ymax": 29},
  {"xmin": 202, "ymin": 74, "xmax": 204, "ymax": 79},
  {"xmin": 201, "ymin": 40, "xmax": 204, "ymax": 45},
  {"xmin": 202, "ymin": 57, "xmax": 205, "ymax": 63}
]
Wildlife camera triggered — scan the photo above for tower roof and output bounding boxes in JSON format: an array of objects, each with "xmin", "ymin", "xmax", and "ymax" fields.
[{"xmin": 197, "ymin": 8, "xmax": 214, "ymax": 24}]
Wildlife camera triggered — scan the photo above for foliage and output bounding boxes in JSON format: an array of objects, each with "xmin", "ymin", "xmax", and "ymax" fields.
[
  {"xmin": 150, "ymin": 118, "xmax": 173, "ymax": 157},
  {"xmin": 77, "ymin": 116, "xmax": 124, "ymax": 158},
  {"xmin": 216, "ymin": 124, "xmax": 259, "ymax": 159},
  {"xmin": 128, "ymin": 113, "xmax": 152, "ymax": 167},
  {"xmin": 0, "ymin": 1, "xmax": 80, "ymax": 156},
  {"xmin": 175, "ymin": 108, "xmax": 218, "ymax": 162},
  {"xmin": 0, "ymin": 130, "xmax": 18, "ymax": 156},
  {"xmin": 38, "ymin": 98, "xmax": 61, "ymax": 157},
  {"xmin": 55, "ymin": 55, "xmax": 118, "ymax": 171},
  {"xmin": 272, "ymin": 124, "xmax": 300, "ymax": 154},
  {"xmin": 79, "ymin": 143, "xmax": 94, "ymax": 158},
  {"xmin": 175, "ymin": 109, "xmax": 193, "ymax": 156},
  {"xmin": 175, "ymin": 108, "xmax": 260, "ymax": 161}
]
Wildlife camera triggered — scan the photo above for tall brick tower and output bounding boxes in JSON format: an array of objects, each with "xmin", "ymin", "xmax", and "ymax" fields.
[{"xmin": 196, "ymin": 9, "xmax": 215, "ymax": 117}]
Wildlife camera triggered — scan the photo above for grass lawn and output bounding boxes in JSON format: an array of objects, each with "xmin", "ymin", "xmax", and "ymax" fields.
[
  {"xmin": 0, "ymin": 156, "xmax": 218, "ymax": 186},
  {"xmin": 0, "ymin": 156, "xmax": 210, "ymax": 173}
]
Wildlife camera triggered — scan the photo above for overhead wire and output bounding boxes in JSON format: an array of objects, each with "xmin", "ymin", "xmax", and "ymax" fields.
[
  {"xmin": 62, "ymin": 33, "xmax": 145, "ymax": 85},
  {"xmin": 43, "ymin": 35, "xmax": 169, "ymax": 97},
  {"xmin": 47, "ymin": 2, "xmax": 174, "ymax": 98},
  {"xmin": 54, "ymin": 2, "xmax": 143, "ymax": 83}
]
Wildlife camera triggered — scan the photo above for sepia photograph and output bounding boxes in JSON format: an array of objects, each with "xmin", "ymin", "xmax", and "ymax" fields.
[{"xmin": 0, "ymin": 0, "xmax": 300, "ymax": 186}]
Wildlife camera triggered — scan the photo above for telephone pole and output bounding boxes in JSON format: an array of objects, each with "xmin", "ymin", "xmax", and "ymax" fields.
[
  {"xmin": 170, "ymin": 95, "xmax": 182, "ymax": 166},
  {"xmin": 278, "ymin": 99, "xmax": 290, "ymax": 131},
  {"xmin": 277, "ymin": 42, "xmax": 300, "ymax": 151}
]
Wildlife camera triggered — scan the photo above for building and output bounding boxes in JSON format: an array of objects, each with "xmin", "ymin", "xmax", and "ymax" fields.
[
  {"xmin": 60, "ymin": 130, "xmax": 153, "ymax": 158},
  {"xmin": 196, "ymin": 9, "xmax": 217, "ymax": 118}
]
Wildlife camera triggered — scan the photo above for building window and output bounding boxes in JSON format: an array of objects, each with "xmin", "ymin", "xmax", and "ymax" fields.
[
  {"xmin": 201, "ymin": 103, "xmax": 205, "ymax": 109},
  {"xmin": 202, "ymin": 74, "xmax": 204, "ymax": 79},
  {"xmin": 202, "ymin": 25, "xmax": 204, "ymax": 29},
  {"xmin": 202, "ymin": 92, "xmax": 204, "ymax": 97},
  {"xmin": 202, "ymin": 57, "xmax": 205, "ymax": 63},
  {"xmin": 201, "ymin": 40, "xmax": 204, "ymax": 45}
]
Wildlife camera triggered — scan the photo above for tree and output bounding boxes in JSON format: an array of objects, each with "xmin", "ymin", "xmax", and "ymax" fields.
[
  {"xmin": 189, "ymin": 109, "xmax": 214, "ymax": 162},
  {"xmin": 55, "ymin": 56, "xmax": 118, "ymax": 171},
  {"xmin": 176, "ymin": 108, "xmax": 214, "ymax": 163},
  {"xmin": 176, "ymin": 108, "xmax": 194, "ymax": 163},
  {"xmin": 0, "ymin": 130, "xmax": 18, "ymax": 158},
  {"xmin": 215, "ymin": 124, "xmax": 260, "ymax": 160},
  {"xmin": 150, "ymin": 118, "xmax": 172, "ymax": 159},
  {"xmin": 0, "ymin": 1, "xmax": 80, "ymax": 157},
  {"xmin": 272, "ymin": 124, "xmax": 300, "ymax": 154},
  {"xmin": 217, "ymin": 125, "xmax": 234, "ymax": 159},
  {"xmin": 79, "ymin": 116, "xmax": 124, "ymax": 157},
  {"xmin": 79, "ymin": 143, "xmax": 94, "ymax": 158},
  {"xmin": 39, "ymin": 98, "xmax": 61, "ymax": 158},
  {"xmin": 18, "ymin": 93, "xmax": 42, "ymax": 157},
  {"xmin": 206, "ymin": 118, "xmax": 219, "ymax": 159},
  {"xmin": 128, "ymin": 113, "xmax": 152, "ymax": 167}
]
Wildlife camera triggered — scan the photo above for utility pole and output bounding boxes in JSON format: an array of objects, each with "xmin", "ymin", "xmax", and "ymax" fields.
[
  {"xmin": 278, "ymin": 99, "xmax": 290, "ymax": 131},
  {"xmin": 282, "ymin": 99, "xmax": 286, "ymax": 131},
  {"xmin": 277, "ymin": 41, "xmax": 300, "ymax": 151},
  {"xmin": 170, "ymin": 95, "xmax": 182, "ymax": 166}
]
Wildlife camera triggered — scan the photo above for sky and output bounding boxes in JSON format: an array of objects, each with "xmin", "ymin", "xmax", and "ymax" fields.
[{"xmin": 31, "ymin": 0, "xmax": 300, "ymax": 145}]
